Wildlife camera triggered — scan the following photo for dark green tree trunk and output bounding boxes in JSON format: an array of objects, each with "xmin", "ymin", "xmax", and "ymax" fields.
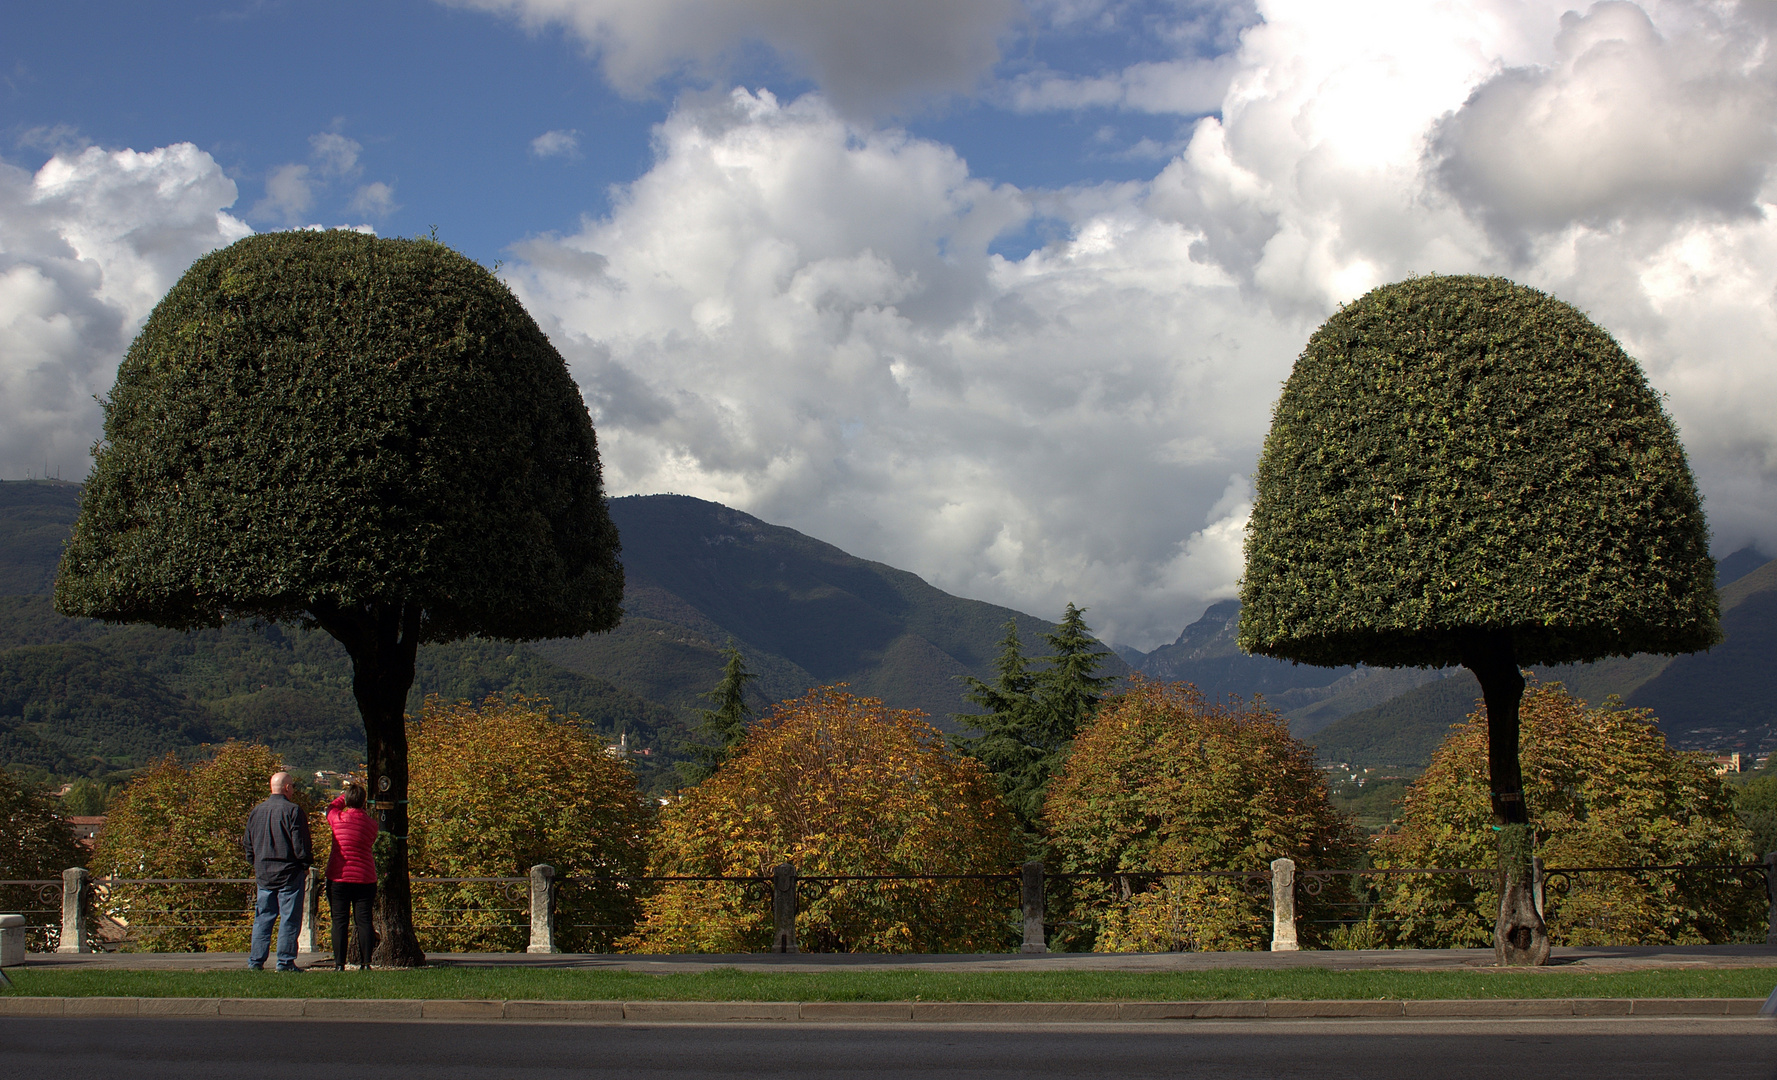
[
  {"xmin": 1460, "ymin": 629, "xmax": 1549, "ymax": 966},
  {"xmin": 314, "ymin": 598, "xmax": 426, "ymax": 968}
]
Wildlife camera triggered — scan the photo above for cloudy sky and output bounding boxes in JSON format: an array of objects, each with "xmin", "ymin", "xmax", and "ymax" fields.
[{"xmin": 5, "ymin": 1, "xmax": 1775, "ymax": 650}]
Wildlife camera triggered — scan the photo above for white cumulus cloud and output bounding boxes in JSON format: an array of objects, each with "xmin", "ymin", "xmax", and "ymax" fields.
[
  {"xmin": 8, "ymin": 1, "xmax": 1777, "ymax": 649},
  {"xmin": 440, "ymin": 0, "xmax": 1020, "ymax": 113},
  {"xmin": 350, "ymin": 181, "xmax": 399, "ymax": 217},
  {"xmin": 531, "ymin": 129, "xmax": 582, "ymax": 158},
  {"xmin": 501, "ymin": 89, "xmax": 1305, "ymax": 647},
  {"xmin": 1434, "ymin": 1, "xmax": 1777, "ymax": 238},
  {"xmin": 253, "ymin": 132, "xmax": 391, "ymax": 225},
  {"xmin": 501, "ymin": 1, "xmax": 1777, "ymax": 647},
  {"xmin": 0, "ymin": 144, "xmax": 249, "ymax": 479}
]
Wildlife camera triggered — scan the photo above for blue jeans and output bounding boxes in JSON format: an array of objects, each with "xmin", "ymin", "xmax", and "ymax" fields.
[{"xmin": 249, "ymin": 880, "xmax": 305, "ymax": 970}]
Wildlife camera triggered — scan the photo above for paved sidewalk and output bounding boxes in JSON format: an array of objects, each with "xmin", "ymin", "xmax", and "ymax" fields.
[
  {"xmin": 0, "ymin": 995, "xmax": 1770, "ymax": 1022},
  {"xmin": 17, "ymin": 943, "xmax": 1777, "ymax": 973}
]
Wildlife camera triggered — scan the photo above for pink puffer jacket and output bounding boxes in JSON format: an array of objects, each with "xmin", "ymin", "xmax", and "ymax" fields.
[{"xmin": 325, "ymin": 797, "xmax": 379, "ymax": 884}]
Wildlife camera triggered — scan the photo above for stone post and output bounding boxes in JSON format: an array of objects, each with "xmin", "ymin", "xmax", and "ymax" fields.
[
  {"xmin": 1269, "ymin": 857, "xmax": 1299, "ymax": 952},
  {"xmin": 528, "ymin": 864, "xmax": 558, "ymax": 954},
  {"xmin": 771, "ymin": 863, "xmax": 798, "ymax": 954},
  {"xmin": 1764, "ymin": 852, "xmax": 1777, "ymax": 947},
  {"xmin": 1020, "ymin": 860, "xmax": 1048, "ymax": 953},
  {"xmin": 58, "ymin": 867, "xmax": 90, "ymax": 954},
  {"xmin": 298, "ymin": 868, "xmax": 322, "ymax": 955},
  {"xmin": 0, "ymin": 914, "xmax": 25, "ymax": 967}
]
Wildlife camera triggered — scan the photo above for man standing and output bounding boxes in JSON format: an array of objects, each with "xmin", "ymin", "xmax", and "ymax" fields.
[{"xmin": 243, "ymin": 771, "xmax": 313, "ymax": 972}]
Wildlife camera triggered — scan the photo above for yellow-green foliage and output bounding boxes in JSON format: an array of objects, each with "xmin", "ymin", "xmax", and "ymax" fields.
[
  {"xmin": 92, "ymin": 743, "xmax": 326, "ymax": 951},
  {"xmin": 1372, "ymin": 684, "xmax": 1760, "ymax": 946},
  {"xmin": 1042, "ymin": 678, "xmax": 1359, "ymax": 951},
  {"xmin": 624, "ymin": 686, "xmax": 1019, "ymax": 954},
  {"xmin": 1240, "ymin": 274, "xmax": 1718, "ymax": 669},
  {"xmin": 405, "ymin": 695, "xmax": 650, "ymax": 952}
]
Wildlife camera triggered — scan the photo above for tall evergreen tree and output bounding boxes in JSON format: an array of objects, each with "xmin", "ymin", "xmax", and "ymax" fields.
[
  {"xmin": 678, "ymin": 646, "xmax": 758, "ymax": 785},
  {"xmin": 956, "ymin": 607, "xmax": 1112, "ymax": 835},
  {"xmin": 1035, "ymin": 603, "xmax": 1114, "ymax": 743},
  {"xmin": 954, "ymin": 620, "xmax": 1044, "ymax": 827}
]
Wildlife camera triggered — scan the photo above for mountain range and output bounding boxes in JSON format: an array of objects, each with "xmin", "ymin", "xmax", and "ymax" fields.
[
  {"xmin": 1120, "ymin": 549, "xmax": 1776, "ymax": 768},
  {"xmin": 0, "ymin": 481, "xmax": 1128, "ymax": 789},
  {"xmin": 2, "ymin": 476, "xmax": 1766, "ymax": 788}
]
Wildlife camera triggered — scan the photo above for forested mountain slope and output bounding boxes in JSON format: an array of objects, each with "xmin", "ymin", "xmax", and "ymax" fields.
[
  {"xmin": 0, "ymin": 482, "xmax": 686, "ymax": 783},
  {"xmin": 535, "ymin": 494, "xmax": 1132, "ymax": 729},
  {"xmin": 0, "ymin": 483, "xmax": 1127, "ymax": 784}
]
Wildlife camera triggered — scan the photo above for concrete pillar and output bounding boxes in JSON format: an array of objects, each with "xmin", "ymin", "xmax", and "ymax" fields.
[
  {"xmin": 1270, "ymin": 857, "xmax": 1299, "ymax": 952},
  {"xmin": 58, "ymin": 867, "xmax": 90, "ymax": 954},
  {"xmin": 527, "ymin": 865, "xmax": 558, "ymax": 954},
  {"xmin": 771, "ymin": 863, "xmax": 798, "ymax": 954},
  {"xmin": 1764, "ymin": 852, "xmax": 1777, "ymax": 947},
  {"xmin": 0, "ymin": 914, "xmax": 25, "ymax": 967},
  {"xmin": 1020, "ymin": 860, "xmax": 1048, "ymax": 953},
  {"xmin": 298, "ymin": 868, "xmax": 321, "ymax": 955}
]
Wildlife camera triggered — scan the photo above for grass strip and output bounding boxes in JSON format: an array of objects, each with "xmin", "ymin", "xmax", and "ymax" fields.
[{"xmin": 4, "ymin": 967, "xmax": 1775, "ymax": 1002}]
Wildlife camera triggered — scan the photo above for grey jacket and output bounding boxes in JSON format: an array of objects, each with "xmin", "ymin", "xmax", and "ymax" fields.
[{"xmin": 242, "ymin": 793, "xmax": 313, "ymax": 889}]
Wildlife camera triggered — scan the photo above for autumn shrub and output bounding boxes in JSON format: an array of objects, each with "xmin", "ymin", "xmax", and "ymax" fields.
[
  {"xmin": 1042, "ymin": 678, "xmax": 1360, "ymax": 952},
  {"xmin": 0, "ymin": 769, "xmax": 87, "ymax": 950},
  {"xmin": 623, "ymin": 686, "xmax": 1020, "ymax": 953},
  {"xmin": 406, "ymin": 695, "xmax": 650, "ymax": 952},
  {"xmin": 1371, "ymin": 684, "xmax": 1760, "ymax": 947},
  {"xmin": 92, "ymin": 743, "xmax": 327, "ymax": 951}
]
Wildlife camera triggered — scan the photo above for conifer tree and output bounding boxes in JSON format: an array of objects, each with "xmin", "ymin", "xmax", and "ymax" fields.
[
  {"xmin": 679, "ymin": 646, "xmax": 758, "ymax": 784},
  {"xmin": 954, "ymin": 620, "xmax": 1044, "ymax": 827},
  {"xmin": 956, "ymin": 606, "xmax": 1113, "ymax": 835},
  {"xmin": 1036, "ymin": 603, "xmax": 1114, "ymax": 742}
]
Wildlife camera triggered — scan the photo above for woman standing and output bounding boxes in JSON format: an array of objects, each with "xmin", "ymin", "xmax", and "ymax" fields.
[{"xmin": 325, "ymin": 781, "xmax": 378, "ymax": 970}]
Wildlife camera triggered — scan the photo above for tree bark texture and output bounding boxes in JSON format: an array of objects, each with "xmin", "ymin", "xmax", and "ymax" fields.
[
  {"xmin": 313, "ymin": 598, "xmax": 427, "ymax": 968},
  {"xmin": 1460, "ymin": 629, "xmax": 1549, "ymax": 966}
]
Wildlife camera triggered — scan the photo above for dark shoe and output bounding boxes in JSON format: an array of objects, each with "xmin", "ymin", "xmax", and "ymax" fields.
[
  {"xmin": 247, "ymin": 965, "xmax": 264, "ymax": 971},
  {"xmin": 276, "ymin": 966, "xmax": 302, "ymax": 973}
]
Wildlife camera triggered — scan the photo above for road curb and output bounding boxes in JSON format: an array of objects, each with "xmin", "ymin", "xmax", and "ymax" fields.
[{"xmin": 0, "ymin": 997, "xmax": 1768, "ymax": 1021}]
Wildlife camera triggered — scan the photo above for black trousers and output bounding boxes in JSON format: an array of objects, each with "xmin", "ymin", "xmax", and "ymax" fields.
[{"xmin": 328, "ymin": 880, "xmax": 376, "ymax": 969}]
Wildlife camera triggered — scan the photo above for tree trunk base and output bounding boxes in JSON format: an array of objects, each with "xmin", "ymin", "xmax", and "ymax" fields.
[{"xmin": 1495, "ymin": 877, "xmax": 1549, "ymax": 966}]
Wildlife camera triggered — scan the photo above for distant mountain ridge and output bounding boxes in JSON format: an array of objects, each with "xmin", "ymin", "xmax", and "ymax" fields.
[
  {"xmin": 1293, "ymin": 552, "xmax": 1776, "ymax": 768},
  {"xmin": 535, "ymin": 494, "xmax": 1133, "ymax": 730},
  {"xmin": 6, "ymin": 476, "xmax": 1761, "ymax": 782},
  {"xmin": 1131, "ymin": 599, "xmax": 1444, "ymax": 736},
  {"xmin": 0, "ymin": 482, "xmax": 1130, "ymax": 786}
]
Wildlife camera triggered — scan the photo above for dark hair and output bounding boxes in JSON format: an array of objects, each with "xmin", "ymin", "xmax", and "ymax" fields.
[{"xmin": 341, "ymin": 782, "xmax": 367, "ymax": 810}]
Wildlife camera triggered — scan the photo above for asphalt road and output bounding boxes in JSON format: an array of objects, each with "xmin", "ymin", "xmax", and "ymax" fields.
[{"xmin": 4, "ymin": 1017, "xmax": 1774, "ymax": 1079}]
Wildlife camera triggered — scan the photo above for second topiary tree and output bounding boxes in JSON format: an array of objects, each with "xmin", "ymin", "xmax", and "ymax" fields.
[{"xmin": 1238, "ymin": 275, "xmax": 1720, "ymax": 964}]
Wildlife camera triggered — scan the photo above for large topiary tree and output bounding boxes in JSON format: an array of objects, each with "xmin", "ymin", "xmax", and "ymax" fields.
[
  {"xmin": 54, "ymin": 230, "xmax": 624, "ymax": 966},
  {"xmin": 1238, "ymin": 274, "xmax": 1720, "ymax": 964}
]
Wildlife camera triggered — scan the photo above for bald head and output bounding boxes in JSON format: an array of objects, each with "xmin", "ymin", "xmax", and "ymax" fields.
[{"xmin": 269, "ymin": 771, "xmax": 292, "ymax": 795}]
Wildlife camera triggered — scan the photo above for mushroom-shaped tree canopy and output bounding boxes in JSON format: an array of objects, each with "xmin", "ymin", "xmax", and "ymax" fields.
[
  {"xmin": 1237, "ymin": 274, "xmax": 1719, "ymax": 964},
  {"xmin": 55, "ymin": 229, "xmax": 624, "ymax": 965},
  {"xmin": 1238, "ymin": 275, "xmax": 1718, "ymax": 672}
]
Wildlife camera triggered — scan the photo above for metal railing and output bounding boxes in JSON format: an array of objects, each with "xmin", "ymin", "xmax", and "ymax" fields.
[{"xmin": 10, "ymin": 854, "xmax": 1774, "ymax": 956}]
